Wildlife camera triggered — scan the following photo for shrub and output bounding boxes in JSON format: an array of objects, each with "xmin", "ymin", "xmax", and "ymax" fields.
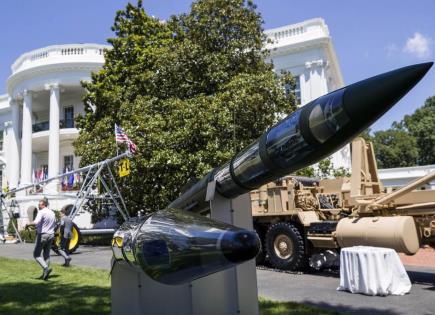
[
  {"xmin": 7, "ymin": 217, "xmax": 18, "ymax": 236},
  {"xmin": 19, "ymin": 229, "xmax": 36, "ymax": 243},
  {"xmin": 80, "ymin": 234, "xmax": 112, "ymax": 246}
]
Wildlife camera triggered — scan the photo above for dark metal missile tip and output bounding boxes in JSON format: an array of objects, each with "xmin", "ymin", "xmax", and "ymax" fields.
[
  {"xmin": 343, "ymin": 62, "xmax": 433, "ymax": 125},
  {"xmin": 220, "ymin": 230, "xmax": 261, "ymax": 263}
]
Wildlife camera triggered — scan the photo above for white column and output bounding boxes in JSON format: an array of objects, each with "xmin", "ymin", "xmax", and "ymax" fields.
[
  {"xmin": 318, "ymin": 61, "xmax": 328, "ymax": 96},
  {"xmin": 48, "ymin": 84, "xmax": 60, "ymax": 190},
  {"xmin": 20, "ymin": 90, "xmax": 33, "ymax": 185},
  {"xmin": 304, "ymin": 59, "xmax": 328, "ymax": 101},
  {"xmin": 6, "ymin": 99, "xmax": 21, "ymax": 189}
]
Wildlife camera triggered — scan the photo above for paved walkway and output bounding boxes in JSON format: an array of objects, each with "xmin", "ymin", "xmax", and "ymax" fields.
[
  {"xmin": 0, "ymin": 243, "xmax": 112, "ymax": 270},
  {"xmin": 1, "ymin": 244, "xmax": 434, "ymax": 315},
  {"xmin": 257, "ymin": 267, "xmax": 435, "ymax": 315}
]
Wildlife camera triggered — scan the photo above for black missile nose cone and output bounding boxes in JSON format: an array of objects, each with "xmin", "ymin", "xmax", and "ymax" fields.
[
  {"xmin": 343, "ymin": 62, "xmax": 433, "ymax": 124},
  {"xmin": 221, "ymin": 230, "xmax": 260, "ymax": 263}
]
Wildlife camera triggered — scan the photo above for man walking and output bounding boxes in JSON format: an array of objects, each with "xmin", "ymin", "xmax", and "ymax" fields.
[
  {"xmin": 58, "ymin": 208, "xmax": 73, "ymax": 267},
  {"xmin": 26, "ymin": 197, "xmax": 56, "ymax": 280}
]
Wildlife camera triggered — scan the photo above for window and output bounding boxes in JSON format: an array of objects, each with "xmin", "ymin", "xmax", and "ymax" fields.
[
  {"xmin": 293, "ymin": 76, "xmax": 301, "ymax": 105},
  {"xmin": 284, "ymin": 75, "xmax": 301, "ymax": 106},
  {"xmin": 64, "ymin": 155, "xmax": 74, "ymax": 172},
  {"xmin": 0, "ymin": 130, "xmax": 3, "ymax": 151},
  {"xmin": 64, "ymin": 106, "xmax": 74, "ymax": 128}
]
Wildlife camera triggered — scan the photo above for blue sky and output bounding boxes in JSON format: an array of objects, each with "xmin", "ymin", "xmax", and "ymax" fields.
[{"xmin": 1, "ymin": 0, "xmax": 433, "ymax": 131}]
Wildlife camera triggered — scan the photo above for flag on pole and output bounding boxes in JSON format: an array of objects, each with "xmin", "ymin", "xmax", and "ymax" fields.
[
  {"xmin": 115, "ymin": 124, "xmax": 138, "ymax": 154},
  {"xmin": 128, "ymin": 140, "xmax": 137, "ymax": 155},
  {"xmin": 115, "ymin": 124, "xmax": 129, "ymax": 143}
]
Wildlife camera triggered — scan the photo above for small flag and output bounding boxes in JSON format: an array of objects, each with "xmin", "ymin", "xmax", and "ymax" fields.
[
  {"xmin": 128, "ymin": 140, "xmax": 137, "ymax": 154},
  {"xmin": 115, "ymin": 124, "xmax": 130, "ymax": 143},
  {"xmin": 115, "ymin": 124, "xmax": 138, "ymax": 154}
]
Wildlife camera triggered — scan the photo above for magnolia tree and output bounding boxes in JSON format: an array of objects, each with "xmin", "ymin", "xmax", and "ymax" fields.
[{"xmin": 74, "ymin": 0, "xmax": 296, "ymax": 215}]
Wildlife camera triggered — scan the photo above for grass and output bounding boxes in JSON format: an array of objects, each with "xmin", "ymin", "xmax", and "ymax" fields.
[
  {"xmin": 0, "ymin": 257, "xmax": 338, "ymax": 315},
  {"xmin": 0, "ymin": 257, "xmax": 110, "ymax": 315},
  {"xmin": 259, "ymin": 297, "xmax": 339, "ymax": 315}
]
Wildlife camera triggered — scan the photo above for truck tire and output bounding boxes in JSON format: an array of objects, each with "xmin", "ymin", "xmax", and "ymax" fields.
[
  {"xmin": 265, "ymin": 222, "xmax": 306, "ymax": 271},
  {"xmin": 52, "ymin": 223, "xmax": 81, "ymax": 254}
]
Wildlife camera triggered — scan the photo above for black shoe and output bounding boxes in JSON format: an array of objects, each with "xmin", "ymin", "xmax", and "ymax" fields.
[
  {"xmin": 63, "ymin": 257, "xmax": 71, "ymax": 267},
  {"xmin": 42, "ymin": 268, "xmax": 52, "ymax": 280}
]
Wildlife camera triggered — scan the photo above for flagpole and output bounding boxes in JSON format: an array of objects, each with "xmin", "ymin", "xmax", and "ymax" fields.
[{"xmin": 115, "ymin": 123, "xmax": 119, "ymax": 156}]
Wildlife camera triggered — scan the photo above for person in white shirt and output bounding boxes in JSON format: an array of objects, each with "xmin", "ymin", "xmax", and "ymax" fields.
[{"xmin": 26, "ymin": 197, "xmax": 56, "ymax": 280}]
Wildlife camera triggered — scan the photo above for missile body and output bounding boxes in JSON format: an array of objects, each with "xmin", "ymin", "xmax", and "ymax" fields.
[
  {"xmin": 169, "ymin": 62, "xmax": 433, "ymax": 212},
  {"xmin": 112, "ymin": 208, "xmax": 260, "ymax": 285}
]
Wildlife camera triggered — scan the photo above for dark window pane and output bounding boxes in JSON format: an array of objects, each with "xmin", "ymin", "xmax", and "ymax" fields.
[{"xmin": 64, "ymin": 106, "xmax": 74, "ymax": 128}]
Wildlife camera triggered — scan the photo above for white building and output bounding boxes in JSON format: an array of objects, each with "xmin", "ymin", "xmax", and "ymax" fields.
[
  {"xmin": 0, "ymin": 44, "xmax": 109, "ymax": 229},
  {"xmin": 379, "ymin": 165, "xmax": 435, "ymax": 191},
  {"xmin": 0, "ymin": 44, "xmax": 108, "ymax": 190},
  {"xmin": 0, "ymin": 18, "xmax": 348, "ymax": 230},
  {"xmin": 265, "ymin": 18, "xmax": 350, "ymax": 169}
]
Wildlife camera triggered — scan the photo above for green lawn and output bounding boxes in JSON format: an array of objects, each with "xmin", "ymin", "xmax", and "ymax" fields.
[
  {"xmin": 259, "ymin": 297, "xmax": 339, "ymax": 315},
  {"xmin": 0, "ymin": 257, "xmax": 110, "ymax": 315},
  {"xmin": 0, "ymin": 257, "xmax": 338, "ymax": 315}
]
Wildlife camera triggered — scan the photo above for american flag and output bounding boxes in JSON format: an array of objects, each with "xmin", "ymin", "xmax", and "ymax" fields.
[
  {"xmin": 128, "ymin": 140, "xmax": 137, "ymax": 155},
  {"xmin": 115, "ymin": 124, "xmax": 138, "ymax": 154}
]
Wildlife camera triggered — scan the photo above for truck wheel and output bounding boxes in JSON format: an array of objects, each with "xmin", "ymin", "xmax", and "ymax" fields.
[
  {"xmin": 52, "ymin": 223, "xmax": 81, "ymax": 254},
  {"xmin": 265, "ymin": 222, "xmax": 306, "ymax": 271}
]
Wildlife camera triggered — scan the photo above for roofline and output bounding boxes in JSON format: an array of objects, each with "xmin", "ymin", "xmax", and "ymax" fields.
[
  {"xmin": 379, "ymin": 164, "xmax": 435, "ymax": 172},
  {"xmin": 264, "ymin": 18, "xmax": 327, "ymax": 34},
  {"xmin": 11, "ymin": 43, "xmax": 110, "ymax": 72}
]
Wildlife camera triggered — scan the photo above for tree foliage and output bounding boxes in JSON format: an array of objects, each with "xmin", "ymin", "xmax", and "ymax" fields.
[
  {"xmin": 360, "ymin": 95, "xmax": 434, "ymax": 169},
  {"xmin": 370, "ymin": 129, "xmax": 418, "ymax": 168},
  {"xmin": 294, "ymin": 157, "xmax": 350, "ymax": 179},
  {"xmin": 74, "ymin": 0, "xmax": 296, "ymax": 214},
  {"xmin": 401, "ymin": 96, "xmax": 435, "ymax": 165}
]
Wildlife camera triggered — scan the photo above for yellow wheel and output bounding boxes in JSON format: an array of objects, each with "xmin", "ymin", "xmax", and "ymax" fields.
[{"xmin": 53, "ymin": 223, "xmax": 81, "ymax": 253}]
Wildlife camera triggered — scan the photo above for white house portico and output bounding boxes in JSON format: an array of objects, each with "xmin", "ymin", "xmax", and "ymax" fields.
[{"xmin": 3, "ymin": 43, "xmax": 109, "ymax": 191}]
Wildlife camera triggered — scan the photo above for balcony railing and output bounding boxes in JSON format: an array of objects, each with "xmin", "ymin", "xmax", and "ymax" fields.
[
  {"xmin": 31, "ymin": 169, "xmax": 84, "ymax": 192},
  {"xmin": 264, "ymin": 18, "xmax": 329, "ymax": 44},
  {"xmin": 32, "ymin": 120, "xmax": 75, "ymax": 132},
  {"xmin": 32, "ymin": 121, "xmax": 49, "ymax": 132},
  {"xmin": 11, "ymin": 43, "xmax": 110, "ymax": 74}
]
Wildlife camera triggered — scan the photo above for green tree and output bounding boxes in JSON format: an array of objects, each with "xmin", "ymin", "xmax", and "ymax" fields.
[
  {"xmin": 294, "ymin": 157, "xmax": 350, "ymax": 179},
  {"xmin": 294, "ymin": 166, "xmax": 315, "ymax": 178},
  {"xmin": 401, "ymin": 96, "xmax": 435, "ymax": 165},
  {"xmin": 358, "ymin": 128, "xmax": 372, "ymax": 142},
  {"xmin": 370, "ymin": 129, "xmax": 418, "ymax": 168},
  {"xmin": 74, "ymin": 0, "xmax": 296, "ymax": 214}
]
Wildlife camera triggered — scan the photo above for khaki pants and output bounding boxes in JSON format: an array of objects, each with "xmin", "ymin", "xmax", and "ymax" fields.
[{"xmin": 33, "ymin": 233, "xmax": 54, "ymax": 270}]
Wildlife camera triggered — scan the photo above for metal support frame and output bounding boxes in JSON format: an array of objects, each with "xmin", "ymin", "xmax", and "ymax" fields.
[
  {"xmin": 0, "ymin": 197, "xmax": 22, "ymax": 243},
  {"xmin": 1, "ymin": 152, "xmax": 131, "ymax": 240}
]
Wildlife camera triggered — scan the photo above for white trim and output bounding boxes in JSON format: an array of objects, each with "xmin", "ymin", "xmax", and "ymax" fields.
[{"xmin": 11, "ymin": 43, "xmax": 109, "ymax": 73}]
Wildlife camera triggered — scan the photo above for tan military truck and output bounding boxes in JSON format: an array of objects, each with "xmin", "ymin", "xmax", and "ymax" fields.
[{"xmin": 251, "ymin": 137, "xmax": 435, "ymax": 271}]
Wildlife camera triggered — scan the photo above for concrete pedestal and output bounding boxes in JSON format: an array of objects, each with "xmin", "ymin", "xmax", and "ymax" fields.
[{"xmin": 111, "ymin": 192, "xmax": 259, "ymax": 315}]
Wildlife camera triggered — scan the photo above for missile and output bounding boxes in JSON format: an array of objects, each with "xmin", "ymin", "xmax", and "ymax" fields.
[
  {"xmin": 112, "ymin": 208, "xmax": 260, "ymax": 285},
  {"xmin": 169, "ymin": 62, "xmax": 433, "ymax": 212},
  {"xmin": 112, "ymin": 63, "xmax": 432, "ymax": 284}
]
